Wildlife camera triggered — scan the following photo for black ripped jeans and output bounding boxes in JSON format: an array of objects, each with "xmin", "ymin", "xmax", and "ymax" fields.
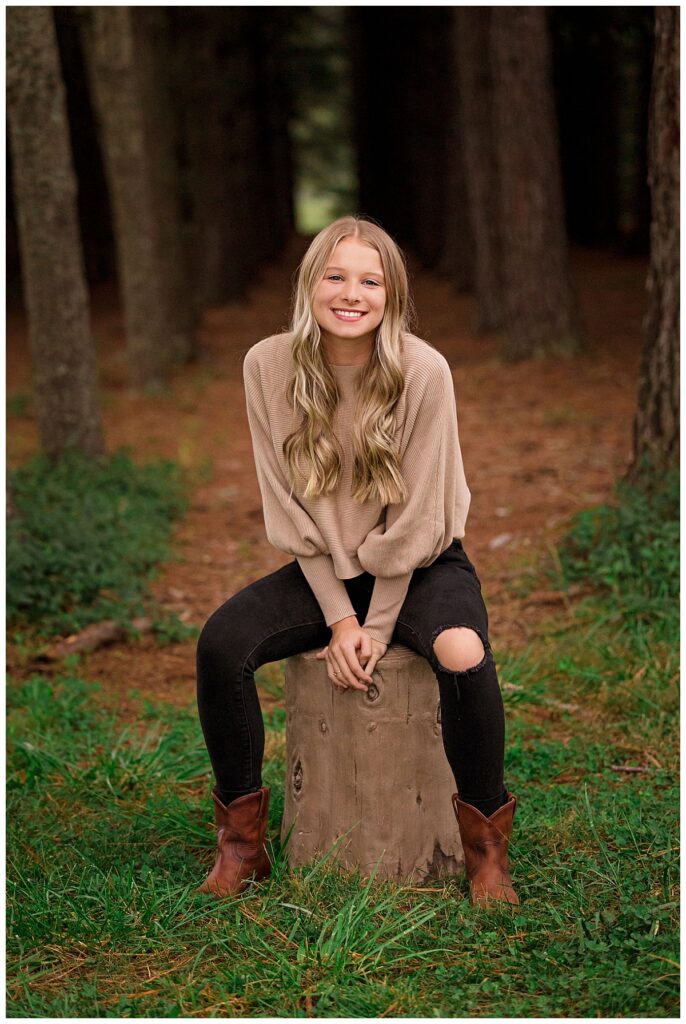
[{"xmin": 196, "ymin": 539, "xmax": 508, "ymax": 817}]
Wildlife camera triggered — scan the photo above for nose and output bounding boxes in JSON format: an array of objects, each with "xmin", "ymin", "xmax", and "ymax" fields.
[{"xmin": 341, "ymin": 284, "xmax": 362, "ymax": 304}]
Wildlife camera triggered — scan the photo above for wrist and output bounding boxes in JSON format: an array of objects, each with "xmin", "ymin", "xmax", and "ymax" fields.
[{"xmin": 330, "ymin": 614, "xmax": 358, "ymax": 632}]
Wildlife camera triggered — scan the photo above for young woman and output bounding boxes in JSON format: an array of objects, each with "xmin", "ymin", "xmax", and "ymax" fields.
[{"xmin": 196, "ymin": 216, "xmax": 519, "ymax": 906}]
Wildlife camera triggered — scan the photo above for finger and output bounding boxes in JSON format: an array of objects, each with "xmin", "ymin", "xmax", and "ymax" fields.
[
  {"xmin": 331, "ymin": 649, "xmax": 368, "ymax": 691},
  {"xmin": 358, "ymin": 634, "xmax": 372, "ymax": 667},
  {"xmin": 315, "ymin": 646, "xmax": 329, "ymax": 659},
  {"xmin": 329, "ymin": 672, "xmax": 347, "ymax": 691},
  {"xmin": 354, "ymin": 657, "xmax": 374, "ymax": 685},
  {"xmin": 340, "ymin": 646, "xmax": 372, "ymax": 687},
  {"xmin": 325, "ymin": 651, "xmax": 352, "ymax": 692},
  {"xmin": 365, "ymin": 654, "xmax": 379, "ymax": 677},
  {"xmin": 341, "ymin": 642, "xmax": 373, "ymax": 685},
  {"xmin": 368, "ymin": 644, "xmax": 388, "ymax": 676}
]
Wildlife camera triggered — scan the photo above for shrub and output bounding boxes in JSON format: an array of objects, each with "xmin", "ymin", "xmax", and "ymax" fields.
[{"xmin": 7, "ymin": 447, "xmax": 189, "ymax": 637}]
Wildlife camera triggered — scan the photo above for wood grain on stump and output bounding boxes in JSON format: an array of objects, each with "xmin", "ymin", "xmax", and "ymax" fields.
[{"xmin": 280, "ymin": 644, "xmax": 464, "ymax": 883}]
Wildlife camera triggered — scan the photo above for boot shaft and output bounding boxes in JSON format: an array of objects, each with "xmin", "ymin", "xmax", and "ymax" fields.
[
  {"xmin": 212, "ymin": 786, "xmax": 270, "ymax": 847},
  {"xmin": 452, "ymin": 790, "xmax": 519, "ymax": 906}
]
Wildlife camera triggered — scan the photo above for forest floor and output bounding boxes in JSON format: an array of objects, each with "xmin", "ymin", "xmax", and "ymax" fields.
[
  {"xmin": 8, "ymin": 240, "xmax": 680, "ymax": 1018},
  {"xmin": 7, "ymin": 236, "xmax": 647, "ymax": 722}
]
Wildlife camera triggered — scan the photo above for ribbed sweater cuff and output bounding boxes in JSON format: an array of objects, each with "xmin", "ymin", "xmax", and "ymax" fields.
[
  {"xmin": 362, "ymin": 572, "xmax": 413, "ymax": 647},
  {"xmin": 296, "ymin": 554, "xmax": 358, "ymax": 628}
]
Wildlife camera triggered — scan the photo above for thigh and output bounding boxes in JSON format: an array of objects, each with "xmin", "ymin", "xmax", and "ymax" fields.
[
  {"xmin": 199, "ymin": 559, "xmax": 335, "ymax": 673},
  {"xmin": 394, "ymin": 540, "xmax": 491, "ymax": 669}
]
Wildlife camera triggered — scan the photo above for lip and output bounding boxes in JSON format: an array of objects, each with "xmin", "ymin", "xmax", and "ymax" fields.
[{"xmin": 331, "ymin": 308, "xmax": 368, "ymax": 321}]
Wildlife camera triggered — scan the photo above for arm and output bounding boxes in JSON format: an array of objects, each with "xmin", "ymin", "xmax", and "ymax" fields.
[
  {"xmin": 295, "ymin": 553, "xmax": 359, "ymax": 629},
  {"xmin": 243, "ymin": 350, "xmax": 358, "ymax": 628},
  {"xmin": 358, "ymin": 357, "xmax": 471, "ymax": 646}
]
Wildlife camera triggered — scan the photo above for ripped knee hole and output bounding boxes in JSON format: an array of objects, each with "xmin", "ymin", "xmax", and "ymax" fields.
[{"xmin": 431, "ymin": 623, "xmax": 490, "ymax": 674}]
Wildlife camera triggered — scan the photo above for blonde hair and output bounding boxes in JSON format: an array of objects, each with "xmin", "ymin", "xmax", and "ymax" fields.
[{"xmin": 283, "ymin": 215, "xmax": 417, "ymax": 505}]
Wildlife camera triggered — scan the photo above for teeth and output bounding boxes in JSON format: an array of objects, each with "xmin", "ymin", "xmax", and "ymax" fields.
[{"xmin": 333, "ymin": 309, "xmax": 365, "ymax": 319}]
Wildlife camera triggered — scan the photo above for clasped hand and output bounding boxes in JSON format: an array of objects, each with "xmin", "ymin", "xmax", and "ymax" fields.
[{"xmin": 315, "ymin": 618, "xmax": 387, "ymax": 692}]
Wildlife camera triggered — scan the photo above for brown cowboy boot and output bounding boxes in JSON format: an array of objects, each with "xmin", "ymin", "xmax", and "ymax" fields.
[
  {"xmin": 452, "ymin": 790, "xmax": 520, "ymax": 906},
  {"xmin": 197, "ymin": 786, "xmax": 272, "ymax": 897}
]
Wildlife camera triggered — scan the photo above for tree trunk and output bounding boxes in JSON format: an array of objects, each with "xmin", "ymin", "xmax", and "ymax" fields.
[
  {"xmin": 254, "ymin": 11, "xmax": 296, "ymax": 256},
  {"xmin": 169, "ymin": 9, "xmax": 250, "ymax": 307},
  {"xmin": 407, "ymin": 9, "xmax": 457, "ymax": 270},
  {"xmin": 6, "ymin": 6, "xmax": 104, "ymax": 460},
  {"xmin": 350, "ymin": 9, "xmax": 413, "ymax": 246},
  {"xmin": 240, "ymin": 9, "xmax": 285, "ymax": 269},
  {"xmin": 80, "ymin": 7, "xmax": 195, "ymax": 390},
  {"xmin": 548, "ymin": 8, "xmax": 618, "ymax": 247},
  {"xmin": 282, "ymin": 646, "xmax": 463, "ymax": 883},
  {"xmin": 53, "ymin": 7, "xmax": 116, "ymax": 286},
  {"xmin": 490, "ymin": 7, "xmax": 585, "ymax": 360},
  {"xmin": 135, "ymin": 7, "xmax": 195, "ymax": 366},
  {"xmin": 438, "ymin": 9, "xmax": 474, "ymax": 293},
  {"xmin": 627, "ymin": 7, "xmax": 679, "ymax": 481},
  {"xmin": 454, "ymin": 7, "xmax": 504, "ymax": 330}
]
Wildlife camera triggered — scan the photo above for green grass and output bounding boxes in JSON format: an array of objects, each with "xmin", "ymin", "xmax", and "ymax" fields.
[
  {"xmin": 6, "ymin": 472, "xmax": 679, "ymax": 1016},
  {"xmin": 7, "ymin": 447, "xmax": 197, "ymax": 645}
]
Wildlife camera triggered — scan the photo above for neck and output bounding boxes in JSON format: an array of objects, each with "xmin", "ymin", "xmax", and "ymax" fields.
[{"xmin": 321, "ymin": 335, "xmax": 374, "ymax": 366}]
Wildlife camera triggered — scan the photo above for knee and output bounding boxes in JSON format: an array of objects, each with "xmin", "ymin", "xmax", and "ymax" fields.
[
  {"xmin": 197, "ymin": 610, "xmax": 238, "ymax": 679},
  {"xmin": 432, "ymin": 625, "xmax": 488, "ymax": 673}
]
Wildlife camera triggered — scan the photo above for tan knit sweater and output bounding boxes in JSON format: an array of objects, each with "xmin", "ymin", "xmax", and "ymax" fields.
[{"xmin": 242, "ymin": 331, "xmax": 472, "ymax": 646}]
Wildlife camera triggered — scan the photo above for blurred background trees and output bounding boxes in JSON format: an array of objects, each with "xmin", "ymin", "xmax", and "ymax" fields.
[
  {"xmin": 6, "ymin": 13, "xmax": 680, "ymax": 1009},
  {"xmin": 6, "ymin": 5, "xmax": 678, "ymax": 479},
  {"xmin": 6, "ymin": 5, "xmax": 104, "ymax": 458}
]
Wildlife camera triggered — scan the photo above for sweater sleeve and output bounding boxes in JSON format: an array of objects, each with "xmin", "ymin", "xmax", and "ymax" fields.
[
  {"xmin": 358, "ymin": 357, "xmax": 471, "ymax": 646},
  {"xmin": 243, "ymin": 349, "xmax": 358, "ymax": 629}
]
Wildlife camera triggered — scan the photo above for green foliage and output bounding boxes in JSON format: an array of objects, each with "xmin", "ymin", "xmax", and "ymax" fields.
[
  {"xmin": 5, "ymin": 659, "xmax": 679, "ymax": 1017},
  {"xmin": 498, "ymin": 468, "xmax": 679, "ymax": 736},
  {"xmin": 285, "ymin": 7, "xmax": 357, "ymax": 232},
  {"xmin": 7, "ymin": 447, "xmax": 189, "ymax": 639},
  {"xmin": 147, "ymin": 611, "xmax": 199, "ymax": 646},
  {"xmin": 7, "ymin": 391, "xmax": 31, "ymax": 418},
  {"xmin": 5, "ymin": 469, "xmax": 679, "ymax": 1016},
  {"xmin": 553, "ymin": 469, "xmax": 679, "ymax": 648}
]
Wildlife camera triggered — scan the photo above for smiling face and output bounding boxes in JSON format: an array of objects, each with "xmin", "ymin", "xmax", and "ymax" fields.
[{"xmin": 312, "ymin": 237, "xmax": 387, "ymax": 364}]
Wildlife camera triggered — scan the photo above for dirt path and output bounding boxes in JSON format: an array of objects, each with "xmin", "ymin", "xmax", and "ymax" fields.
[{"xmin": 7, "ymin": 238, "xmax": 647, "ymax": 719}]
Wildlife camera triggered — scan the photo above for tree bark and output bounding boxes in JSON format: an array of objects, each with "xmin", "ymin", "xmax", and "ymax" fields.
[
  {"xmin": 79, "ymin": 7, "xmax": 195, "ymax": 389},
  {"xmin": 407, "ymin": 9, "xmax": 457, "ymax": 271},
  {"xmin": 53, "ymin": 7, "xmax": 116, "ymax": 285},
  {"xmin": 6, "ymin": 6, "xmax": 104, "ymax": 460},
  {"xmin": 454, "ymin": 7, "xmax": 504, "ymax": 329},
  {"xmin": 135, "ymin": 8, "xmax": 195, "ymax": 365},
  {"xmin": 170, "ymin": 9, "xmax": 294, "ymax": 307},
  {"xmin": 282, "ymin": 646, "xmax": 463, "ymax": 882},
  {"xmin": 254, "ymin": 11, "xmax": 296, "ymax": 256},
  {"xmin": 627, "ymin": 7, "xmax": 680, "ymax": 481},
  {"xmin": 437, "ymin": 9, "xmax": 474, "ymax": 293},
  {"xmin": 490, "ymin": 7, "xmax": 585, "ymax": 360},
  {"xmin": 169, "ymin": 8, "xmax": 249, "ymax": 307}
]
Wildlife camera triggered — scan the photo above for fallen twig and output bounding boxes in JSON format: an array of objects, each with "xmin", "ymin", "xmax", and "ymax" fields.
[{"xmin": 35, "ymin": 617, "xmax": 154, "ymax": 661}]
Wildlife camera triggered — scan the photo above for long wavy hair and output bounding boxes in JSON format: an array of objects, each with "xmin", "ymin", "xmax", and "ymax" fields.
[{"xmin": 283, "ymin": 215, "xmax": 418, "ymax": 505}]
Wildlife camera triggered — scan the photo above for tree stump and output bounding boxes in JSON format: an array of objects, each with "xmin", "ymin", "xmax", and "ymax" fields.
[{"xmin": 280, "ymin": 644, "xmax": 464, "ymax": 883}]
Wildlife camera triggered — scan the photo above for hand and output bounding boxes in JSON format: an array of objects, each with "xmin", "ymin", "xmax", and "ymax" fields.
[{"xmin": 315, "ymin": 617, "xmax": 387, "ymax": 692}]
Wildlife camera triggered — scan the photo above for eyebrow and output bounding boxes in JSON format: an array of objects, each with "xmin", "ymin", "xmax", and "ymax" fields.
[{"xmin": 326, "ymin": 266, "xmax": 385, "ymax": 279}]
